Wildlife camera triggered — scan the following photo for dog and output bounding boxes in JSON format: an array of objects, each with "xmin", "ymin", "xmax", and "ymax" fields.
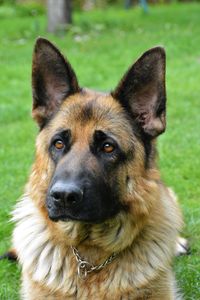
[{"xmin": 12, "ymin": 38, "xmax": 184, "ymax": 299}]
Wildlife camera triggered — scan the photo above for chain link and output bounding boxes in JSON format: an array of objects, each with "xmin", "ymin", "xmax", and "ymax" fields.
[{"xmin": 71, "ymin": 246, "xmax": 118, "ymax": 279}]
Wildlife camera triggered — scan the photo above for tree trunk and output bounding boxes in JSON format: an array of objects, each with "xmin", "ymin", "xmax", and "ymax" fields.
[{"xmin": 47, "ymin": 0, "xmax": 72, "ymax": 33}]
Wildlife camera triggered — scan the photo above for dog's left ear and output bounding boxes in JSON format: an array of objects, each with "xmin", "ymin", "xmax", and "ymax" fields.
[
  {"xmin": 32, "ymin": 38, "xmax": 80, "ymax": 128},
  {"xmin": 112, "ymin": 47, "xmax": 166, "ymax": 138}
]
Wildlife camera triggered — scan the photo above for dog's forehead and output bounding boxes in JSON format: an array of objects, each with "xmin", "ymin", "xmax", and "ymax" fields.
[
  {"xmin": 61, "ymin": 90, "xmax": 123, "ymax": 122},
  {"xmin": 50, "ymin": 90, "xmax": 131, "ymax": 133}
]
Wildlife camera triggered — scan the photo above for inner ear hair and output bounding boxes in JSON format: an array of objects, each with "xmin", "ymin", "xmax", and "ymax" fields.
[
  {"xmin": 112, "ymin": 47, "xmax": 166, "ymax": 138},
  {"xmin": 32, "ymin": 38, "xmax": 80, "ymax": 128}
]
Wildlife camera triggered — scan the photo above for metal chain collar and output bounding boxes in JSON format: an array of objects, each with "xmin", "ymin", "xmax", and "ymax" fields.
[{"xmin": 71, "ymin": 246, "xmax": 118, "ymax": 279}]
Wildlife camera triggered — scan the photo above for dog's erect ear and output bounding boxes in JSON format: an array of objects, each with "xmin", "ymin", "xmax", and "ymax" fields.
[
  {"xmin": 32, "ymin": 38, "xmax": 80, "ymax": 128},
  {"xmin": 112, "ymin": 47, "xmax": 166, "ymax": 138}
]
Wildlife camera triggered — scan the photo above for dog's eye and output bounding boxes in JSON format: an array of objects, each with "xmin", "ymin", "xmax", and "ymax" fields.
[
  {"xmin": 53, "ymin": 140, "xmax": 65, "ymax": 150},
  {"xmin": 102, "ymin": 143, "xmax": 115, "ymax": 153}
]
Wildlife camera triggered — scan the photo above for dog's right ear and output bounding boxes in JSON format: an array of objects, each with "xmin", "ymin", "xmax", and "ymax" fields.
[{"xmin": 32, "ymin": 38, "xmax": 80, "ymax": 128}]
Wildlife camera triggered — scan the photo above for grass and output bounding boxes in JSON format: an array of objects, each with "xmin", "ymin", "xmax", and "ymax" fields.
[{"xmin": 0, "ymin": 2, "xmax": 200, "ymax": 299}]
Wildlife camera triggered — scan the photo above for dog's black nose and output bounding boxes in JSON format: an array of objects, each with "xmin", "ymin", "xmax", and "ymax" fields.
[{"xmin": 50, "ymin": 182, "xmax": 83, "ymax": 208}]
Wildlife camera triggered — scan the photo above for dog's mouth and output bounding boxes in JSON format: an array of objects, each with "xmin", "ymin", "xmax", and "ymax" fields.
[
  {"xmin": 48, "ymin": 213, "xmax": 115, "ymax": 224},
  {"xmin": 49, "ymin": 215, "xmax": 71, "ymax": 223},
  {"xmin": 49, "ymin": 214, "xmax": 87, "ymax": 223},
  {"xmin": 47, "ymin": 206, "xmax": 121, "ymax": 224}
]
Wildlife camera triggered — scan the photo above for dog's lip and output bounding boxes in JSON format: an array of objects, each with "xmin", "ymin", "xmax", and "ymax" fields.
[
  {"xmin": 49, "ymin": 214, "xmax": 70, "ymax": 222},
  {"xmin": 48, "ymin": 203, "xmax": 122, "ymax": 224},
  {"xmin": 48, "ymin": 213, "xmax": 110, "ymax": 224}
]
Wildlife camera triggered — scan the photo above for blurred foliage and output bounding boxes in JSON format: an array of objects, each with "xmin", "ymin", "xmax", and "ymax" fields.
[
  {"xmin": 0, "ymin": 0, "xmax": 199, "ymax": 13},
  {"xmin": 0, "ymin": 0, "xmax": 15, "ymax": 4},
  {"xmin": 0, "ymin": 1, "xmax": 45, "ymax": 18}
]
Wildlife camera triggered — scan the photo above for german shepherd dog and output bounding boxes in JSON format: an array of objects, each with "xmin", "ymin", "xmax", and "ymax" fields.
[{"xmin": 12, "ymin": 38, "xmax": 183, "ymax": 299}]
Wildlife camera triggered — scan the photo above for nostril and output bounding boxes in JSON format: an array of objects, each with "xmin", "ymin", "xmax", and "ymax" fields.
[
  {"xmin": 50, "ymin": 190, "xmax": 64, "ymax": 208},
  {"xmin": 52, "ymin": 191, "xmax": 61, "ymax": 201},
  {"xmin": 67, "ymin": 192, "xmax": 80, "ymax": 204}
]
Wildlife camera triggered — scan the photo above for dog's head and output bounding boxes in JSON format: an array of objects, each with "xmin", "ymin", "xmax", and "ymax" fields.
[{"xmin": 31, "ymin": 38, "xmax": 166, "ymax": 227}]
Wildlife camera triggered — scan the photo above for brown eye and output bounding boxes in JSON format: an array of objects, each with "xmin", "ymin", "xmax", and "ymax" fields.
[
  {"xmin": 54, "ymin": 140, "xmax": 65, "ymax": 150},
  {"xmin": 102, "ymin": 143, "xmax": 115, "ymax": 153}
]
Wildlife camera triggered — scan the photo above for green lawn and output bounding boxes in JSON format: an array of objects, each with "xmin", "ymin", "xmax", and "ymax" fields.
[{"xmin": 0, "ymin": 3, "xmax": 200, "ymax": 299}]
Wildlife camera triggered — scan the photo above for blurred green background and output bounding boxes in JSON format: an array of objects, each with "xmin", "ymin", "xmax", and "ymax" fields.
[{"xmin": 0, "ymin": 1, "xmax": 200, "ymax": 299}]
